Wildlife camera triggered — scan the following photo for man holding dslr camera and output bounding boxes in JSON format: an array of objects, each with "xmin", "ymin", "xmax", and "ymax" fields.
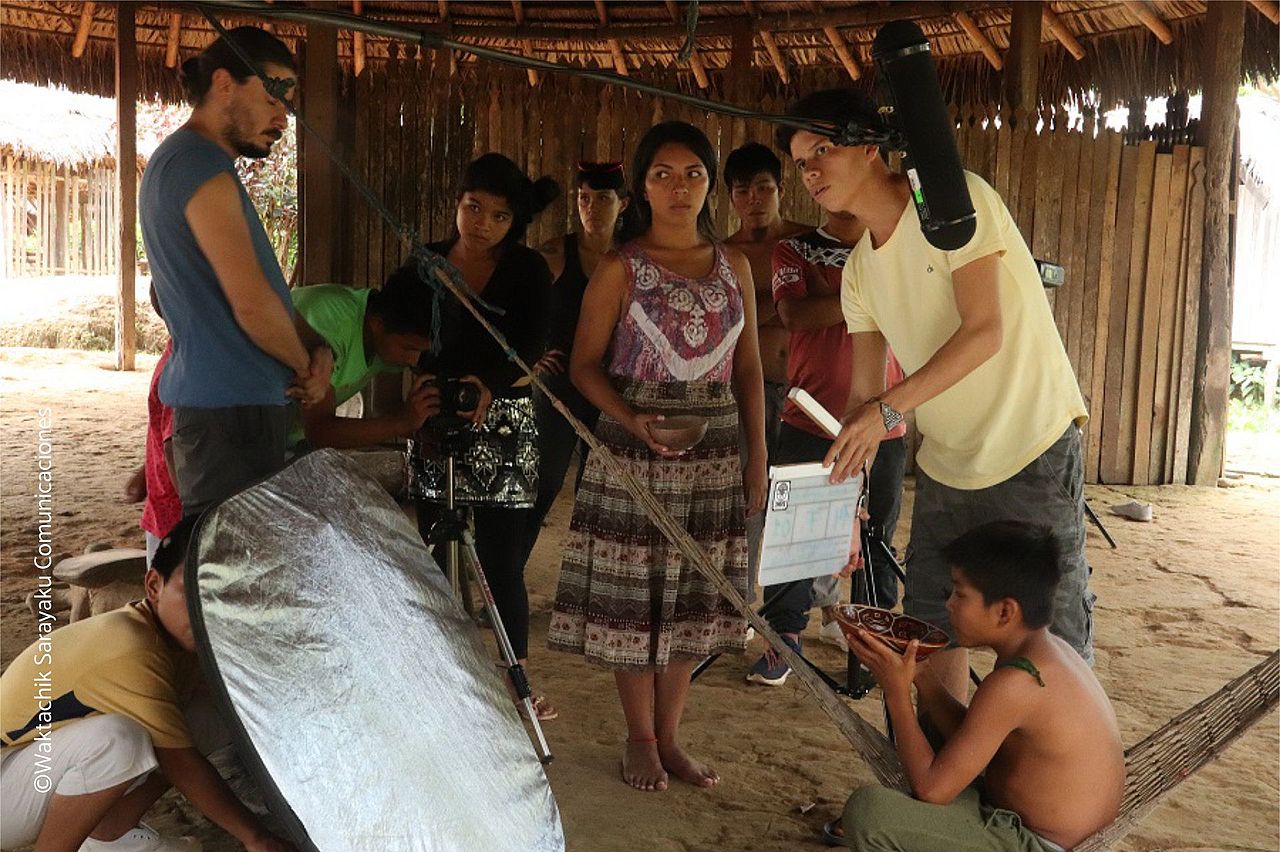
[{"xmin": 287, "ymin": 273, "xmax": 490, "ymax": 452}]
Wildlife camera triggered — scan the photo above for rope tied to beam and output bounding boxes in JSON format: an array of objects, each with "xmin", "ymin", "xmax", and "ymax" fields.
[{"xmin": 676, "ymin": 0, "xmax": 699, "ymax": 63}]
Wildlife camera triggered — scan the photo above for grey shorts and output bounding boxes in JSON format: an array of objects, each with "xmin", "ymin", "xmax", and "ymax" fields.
[
  {"xmin": 171, "ymin": 405, "xmax": 288, "ymax": 516},
  {"xmin": 905, "ymin": 427, "xmax": 1095, "ymax": 662}
]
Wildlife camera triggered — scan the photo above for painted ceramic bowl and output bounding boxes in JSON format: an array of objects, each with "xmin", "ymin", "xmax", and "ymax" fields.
[
  {"xmin": 832, "ymin": 605, "xmax": 950, "ymax": 661},
  {"xmin": 647, "ymin": 415, "xmax": 709, "ymax": 451}
]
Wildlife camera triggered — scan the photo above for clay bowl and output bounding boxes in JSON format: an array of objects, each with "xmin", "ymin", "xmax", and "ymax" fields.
[
  {"xmin": 833, "ymin": 605, "xmax": 950, "ymax": 661},
  {"xmin": 647, "ymin": 415, "xmax": 709, "ymax": 451}
]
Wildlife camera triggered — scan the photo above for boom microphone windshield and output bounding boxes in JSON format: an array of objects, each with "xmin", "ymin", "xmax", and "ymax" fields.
[{"xmin": 872, "ymin": 20, "xmax": 977, "ymax": 251}]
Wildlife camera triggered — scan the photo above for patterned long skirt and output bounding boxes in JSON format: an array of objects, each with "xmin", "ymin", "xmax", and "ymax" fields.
[
  {"xmin": 547, "ymin": 378, "xmax": 749, "ymax": 670},
  {"xmin": 407, "ymin": 395, "xmax": 539, "ymax": 508}
]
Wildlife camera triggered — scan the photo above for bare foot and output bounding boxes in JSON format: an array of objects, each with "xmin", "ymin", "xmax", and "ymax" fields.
[
  {"xmin": 658, "ymin": 740, "xmax": 719, "ymax": 788},
  {"xmin": 621, "ymin": 739, "xmax": 668, "ymax": 791}
]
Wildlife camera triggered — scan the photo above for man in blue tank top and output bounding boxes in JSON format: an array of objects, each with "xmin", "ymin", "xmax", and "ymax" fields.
[{"xmin": 140, "ymin": 27, "xmax": 331, "ymax": 516}]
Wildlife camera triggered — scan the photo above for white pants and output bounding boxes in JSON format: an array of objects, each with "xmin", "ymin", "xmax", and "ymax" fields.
[
  {"xmin": 0, "ymin": 714, "xmax": 157, "ymax": 848},
  {"xmin": 0, "ymin": 696, "xmax": 257, "ymax": 849}
]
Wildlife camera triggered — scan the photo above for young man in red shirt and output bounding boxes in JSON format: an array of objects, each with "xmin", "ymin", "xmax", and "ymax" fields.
[{"xmin": 746, "ymin": 206, "xmax": 908, "ymax": 686}]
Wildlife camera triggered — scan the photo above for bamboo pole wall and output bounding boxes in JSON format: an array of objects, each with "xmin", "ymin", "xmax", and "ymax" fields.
[
  {"xmin": 0, "ymin": 158, "xmax": 127, "ymax": 277},
  {"xmin": 340, "ymin": 60, "xmax": 1208, "ymax": 486}
]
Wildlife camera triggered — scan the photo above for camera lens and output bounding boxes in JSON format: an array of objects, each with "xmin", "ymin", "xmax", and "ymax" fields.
[{"xmin": 454, "ymin": 382, "xmax": 480, "ymax": 412}]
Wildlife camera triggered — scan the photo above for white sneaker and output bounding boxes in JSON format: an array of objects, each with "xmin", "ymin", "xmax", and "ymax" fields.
[
  {"xmin": 818, "ymin": 620, "xmax": 849, "ymax": 653},
  {"xmin": 1110, "ymin": 500, "xmax": 1153, "ymax": 522},
  {"xmin": 80, "ymin": 824, "xmax": 201, "ymax": 852}
]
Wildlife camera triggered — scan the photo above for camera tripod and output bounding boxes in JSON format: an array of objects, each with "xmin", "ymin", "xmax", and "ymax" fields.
[{"xmin": 425, "ymin": 445, "xmax": 553, "ymax": 765}]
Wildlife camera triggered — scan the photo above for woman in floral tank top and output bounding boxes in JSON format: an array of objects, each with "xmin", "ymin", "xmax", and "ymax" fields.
[{"xmin": 548, "ymin": 122, "xmax": 768, "ymax": 792}]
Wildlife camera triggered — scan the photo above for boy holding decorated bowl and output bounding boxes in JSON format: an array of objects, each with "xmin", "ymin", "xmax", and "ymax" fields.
[{"xmin": 840, "ymin": 521, "xmax": 1123, "ymax": 851}]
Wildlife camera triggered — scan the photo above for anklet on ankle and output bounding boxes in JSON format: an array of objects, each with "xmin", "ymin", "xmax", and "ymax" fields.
[{"xmin": 626, "ymin": 736, "xmax": 658, "ymax": 744}]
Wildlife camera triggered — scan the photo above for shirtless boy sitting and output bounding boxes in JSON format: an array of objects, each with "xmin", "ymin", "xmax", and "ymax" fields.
[{"xmin": 842, "ymin": 520, "xmax": 1124, "ymax": 851}]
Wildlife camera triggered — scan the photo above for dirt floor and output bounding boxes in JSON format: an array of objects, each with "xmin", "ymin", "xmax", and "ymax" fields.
[{"xmin": 2, "ymin": 347, "xmax": 1277, "ymax": 852}]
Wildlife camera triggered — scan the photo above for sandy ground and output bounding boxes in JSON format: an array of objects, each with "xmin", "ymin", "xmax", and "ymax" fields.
[{"xmin": 1, "ymin": 347, "xmax": 1277, "ymax": 852}]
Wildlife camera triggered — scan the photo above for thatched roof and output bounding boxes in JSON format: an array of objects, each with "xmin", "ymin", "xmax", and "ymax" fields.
[
  {"xmin": 0, "ymin": 80, "xmax": 177, "ymax": 168},
  {"xmin": 1, "ymin": 1, "xmax": 1276, "ymax": 107}
]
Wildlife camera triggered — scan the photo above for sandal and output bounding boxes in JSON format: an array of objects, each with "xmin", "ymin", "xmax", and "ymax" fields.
[
  {"xmin": 517, "ymin": 695, "xmax": 558, "ymax": 721},
  {"xmin": 822, "ymin": 818, "xmax": 849, "ymax": 848}
]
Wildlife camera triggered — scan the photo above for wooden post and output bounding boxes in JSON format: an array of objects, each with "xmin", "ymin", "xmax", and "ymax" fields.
[
  {"xmin": 55, "ymin": 165, "xmax": 68, "ymax": 273},
  {"xmin": 352, "ymin": 0, "xmax": 366, "ymax": 77},
  {"xmin": 115, "ymin": 2, "xmax": 136, "ymax": 372},
  {"xmin": 730, "ymin": 19, "xmax": 754, "ymax": 74},
  {"xmin": 301, "ymin": 14, "xmax": 341, "ymax": 284},
  {"xmin": 1188, "ymin": 0, "xmax": 1245, "ymax": 484},
  {"xmin": 1003, "ymin": 1, "xmax": 1041, "ymax": 120}
]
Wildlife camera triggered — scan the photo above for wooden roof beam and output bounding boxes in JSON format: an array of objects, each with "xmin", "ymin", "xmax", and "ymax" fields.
[
  {"xmin": 953, "ymin": 10, "xmax": 1002, "ymax": 70},
  {"xmin": 743, "ymin": 0, "xmax": 790, "ymax": 84},
  {"xmin": 592, "ymin": 0, "xmax": 629, "ymax": 77},
  {"xmin": 606, "ymin": 38, "xmax": 629, "ymax": 76},
  {"xmin": 71, "ymin": 1, "xmax": 95, "ymax": 59},
  {"xmin": 822, "ymin": 24, "xmax": 863, "ymax": 80},
  {"xmin": 437, "ymin": 0, "xmax": 448, "ymax": 22},
  {"xmin": 1120, "ymin": 1, "xmax": 1173, "ymax": 45},
  {"xmin": 351, "ymin": 0, "xmax": 366, "ymax": 76},
  {"xmin": 510, "ymin": 1, "xmax": 540, "ymax": 86},
  {"xmin": 165, "ymin": 12, "xmax": 182, "ymax": 69},
  {"xmin": 520, "ymin": 43, "xmax": 539, "ymax": 86},
  {"xmin": 1041, "ymin": 4, "xmax": 1085, "ymax": 60},
  {"xmin": 662, "ymin": 0, "xmax": 710, "ymax": 89},
  {"xmin": 1247, "ymin": 0, "xmax": 1280, "ymax": 25},
  {"xmin": 806, "ymin": 0, "xmax": 861, "ymax": 80}
]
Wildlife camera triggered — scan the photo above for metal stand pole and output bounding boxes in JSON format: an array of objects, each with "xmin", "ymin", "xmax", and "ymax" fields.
[
  {"xmin": 457, "ymin": 532, "xmax": 554, "ymax": 765},
  {"xmin": 429, "ymin": 452, "xmax": 553, "ymax": 765}
]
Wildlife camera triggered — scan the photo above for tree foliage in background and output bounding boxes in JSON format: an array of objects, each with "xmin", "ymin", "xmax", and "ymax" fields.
[
  {"xmin": 236, "ymin": 120, "xmax": 298, "ymax": 283},
  {"xmin": 1230, "ymin": 355, "xmax": 1273, "ymax": 407},
  {"xmin": 138, "ymin": 102, "xmax": 298, "ymax": 281}
]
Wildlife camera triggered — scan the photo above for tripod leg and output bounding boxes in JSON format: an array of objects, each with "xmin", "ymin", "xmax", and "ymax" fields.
[
  {"xmin": 458, "ymin": 533, "xmax": 554, "ymax": 765},
  {"xmin": 1084, "ymin": 501, "xmax": 1118, "ymax": 549}
]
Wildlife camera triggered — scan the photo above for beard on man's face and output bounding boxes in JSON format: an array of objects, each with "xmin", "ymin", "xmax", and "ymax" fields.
[
  {"xmin": 225, "ymin": 108, "xmax": 281, "ymax": 159},
  {"xmin": 231, "ymin": 128, "xmax": 279, "ymax": 160}
]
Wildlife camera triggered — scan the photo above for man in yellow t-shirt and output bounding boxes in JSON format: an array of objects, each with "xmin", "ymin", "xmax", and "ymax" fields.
[
  {"xmin": 776, "ymin": 89, "xmax": 1093, "ymax": 701},
  {"xmin": 1, "ymin": 516, "xmax": 293, "ymax": 852}
]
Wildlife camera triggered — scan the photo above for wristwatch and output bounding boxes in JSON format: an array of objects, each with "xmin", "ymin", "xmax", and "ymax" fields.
[{"xmin": 870, "ymin": 397, "xmax": 903, "ymax": 434}]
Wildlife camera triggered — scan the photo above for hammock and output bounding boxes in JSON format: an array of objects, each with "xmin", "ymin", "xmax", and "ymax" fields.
[{"xmin": 1076, "ymin": 649, "xmax": 1279, "ymax": 850}]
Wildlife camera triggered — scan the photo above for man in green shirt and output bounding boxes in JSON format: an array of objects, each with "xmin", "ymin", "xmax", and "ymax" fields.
[{"xmin": 290, "ymin": 274, "xmax": 452, "ymax": 450}]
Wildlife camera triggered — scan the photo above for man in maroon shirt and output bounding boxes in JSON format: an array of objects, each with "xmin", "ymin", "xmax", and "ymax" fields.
[{"xmin": 746, "ymin": 210, "xmax": 909, "ymax": 686}]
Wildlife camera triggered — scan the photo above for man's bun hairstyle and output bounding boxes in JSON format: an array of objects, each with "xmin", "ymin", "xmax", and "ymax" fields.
[{"xmin": 179, "ymin": 26, "xmax": 296, "ymax": 107}]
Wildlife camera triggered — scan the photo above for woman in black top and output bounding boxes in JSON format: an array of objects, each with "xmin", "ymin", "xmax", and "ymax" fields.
[
  {"xmin": 405, "ymin": 152, "xmax": 559, "ymax": 719},
  {"xmin": 518, "ymin": 162, "xmax": 632, "ymax": 581}
]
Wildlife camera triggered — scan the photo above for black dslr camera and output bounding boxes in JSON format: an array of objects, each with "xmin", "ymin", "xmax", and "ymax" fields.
[{"xmin": 435, "ymin": 377, "xmax": 481, "ymax": 418}]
